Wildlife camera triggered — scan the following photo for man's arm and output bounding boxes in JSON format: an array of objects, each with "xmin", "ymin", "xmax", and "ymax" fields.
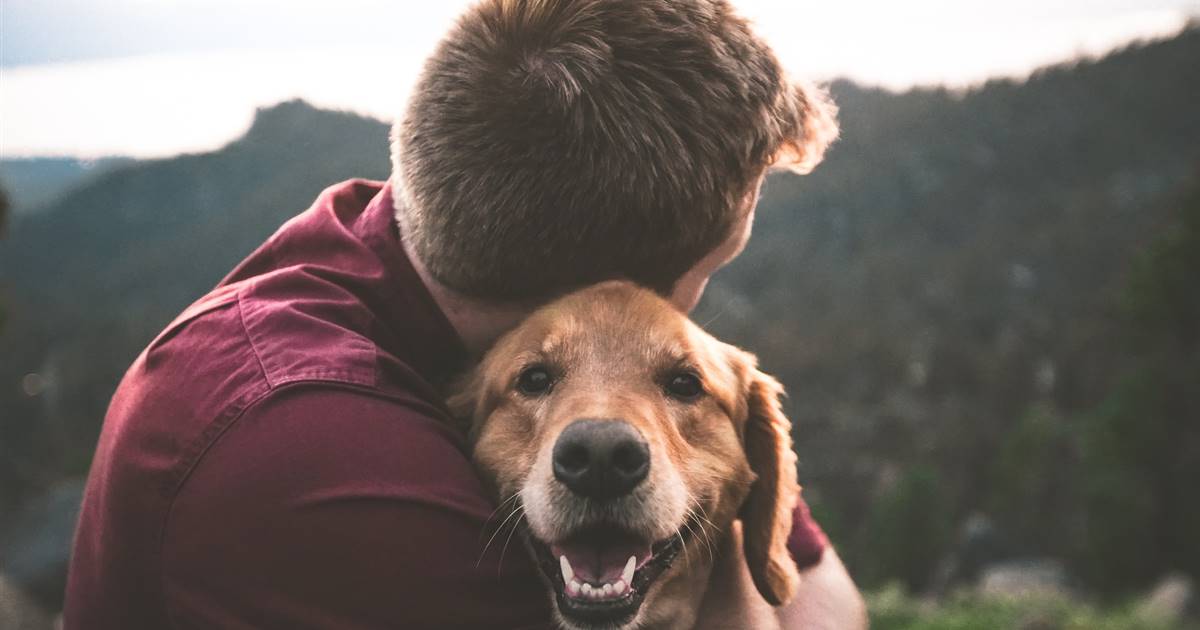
[
  {"xmin": 161, "ymin": 386, "xmax": 553, "ymax": 629},
  {"xmin": 777, "ymin": 549, "xmax": 867, "ymax": 630},
  {"xmin": 778, "ymin": 501, "xmax": 867, "ymax": 629},
  {"xmin": 695, "ymin": 518, "xmax": 865, "ymax": 630}
]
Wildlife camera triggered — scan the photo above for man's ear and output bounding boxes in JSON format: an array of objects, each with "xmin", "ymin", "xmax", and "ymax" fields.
[{"xmin": 740, "ymin": 367, "xmax": 801, "ymax": 606}]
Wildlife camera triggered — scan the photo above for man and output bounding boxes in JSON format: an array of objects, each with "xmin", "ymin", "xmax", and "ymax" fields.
[{"xmin": 65, "ymin": 0, "xmax": 864, "ymax": 627}]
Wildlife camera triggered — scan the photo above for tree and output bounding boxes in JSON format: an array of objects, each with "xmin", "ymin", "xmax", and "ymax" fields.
[
  {"xmin": 858, "ymin": 464, "xmax": 952, "ymax": 592},
  {"xmin": 1078, "ymin": 174, "xmax": 1200, "ymax": 595}
]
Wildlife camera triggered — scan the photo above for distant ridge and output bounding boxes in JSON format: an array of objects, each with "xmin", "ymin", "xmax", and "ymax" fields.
[
  {"xmin": 0, "ymin": 157, "xmax": 133, "ymax": 214},
  {"xmin": 3, "ymin": 100, "xmax": 389, "ymax": 313}
]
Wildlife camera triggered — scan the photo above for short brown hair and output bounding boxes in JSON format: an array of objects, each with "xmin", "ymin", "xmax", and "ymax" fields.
[{"xmin": 392, "ymin": 0, "xmax": 837, "ymax": 300}]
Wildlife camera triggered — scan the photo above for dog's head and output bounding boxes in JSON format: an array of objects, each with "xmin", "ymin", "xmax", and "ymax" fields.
[{"xmin": 451, "ymin": 281, "xmax": 799, "ymax": 629}]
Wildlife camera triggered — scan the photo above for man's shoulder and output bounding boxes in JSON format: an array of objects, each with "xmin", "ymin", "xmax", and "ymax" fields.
[
  {"xmin": 147, "ymin": 269, "xmax": 422, "ymax": 399},
  {"xmin": 235, "ymin": 273, "xmax": 380, "ymax": 390},
  {"xmin": 178, "ymin": 383, "xmax": 488, "ymax": 524},
  {"xmin": 133, "ymin": 277, "xmax": 382, "ymax": 405},
  {"xmin": 113, "ymin": 277, "xmax": 431, "ymax": 494}
]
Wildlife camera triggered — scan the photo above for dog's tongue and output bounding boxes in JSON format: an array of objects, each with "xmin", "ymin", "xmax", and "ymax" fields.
[{"xmin": 551, "ymin": 532, "xmax": 652, "ymax": 584}]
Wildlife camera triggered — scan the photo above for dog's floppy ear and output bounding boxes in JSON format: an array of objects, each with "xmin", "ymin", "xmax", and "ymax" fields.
[
  {"xmin": 446, "ymin": 369, "xmax": 485, "ymax": 439},
  {"xmin": 740, "ymin": 366, "xmax": 801, "ymax": 606}
]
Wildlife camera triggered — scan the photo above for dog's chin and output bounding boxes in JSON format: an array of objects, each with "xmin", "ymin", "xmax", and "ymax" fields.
[{"xmin": 526, "ymin": 519, "xmax": 695, "ymax": 630}]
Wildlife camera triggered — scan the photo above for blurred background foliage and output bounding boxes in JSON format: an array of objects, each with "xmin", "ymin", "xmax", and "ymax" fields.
[
  {"xmin": 1, "ymin": 25, "xmax": 1198, "ymax": 627},
  {"xmin": 868, "ymin": 586, "xmax": 1182, "ymax": 630}
]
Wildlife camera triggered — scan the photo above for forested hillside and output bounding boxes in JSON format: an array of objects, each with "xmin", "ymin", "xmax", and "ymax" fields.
[
  {"xmin": 695, "ymin": 27, "xmax": 1200, "ymax": 595},
  {"xmin": 1, "ymin": 28, "xmax": 1197, "ymax": 607}
]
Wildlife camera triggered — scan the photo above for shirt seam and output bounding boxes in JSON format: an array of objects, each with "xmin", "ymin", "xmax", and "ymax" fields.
[
  {"xmin": 236, "ymin": 282, "xmax": 378, "ymax": 390},
  {"xmin": 237, "ymin": 284, "xmax": 271, "ymax": 388}
]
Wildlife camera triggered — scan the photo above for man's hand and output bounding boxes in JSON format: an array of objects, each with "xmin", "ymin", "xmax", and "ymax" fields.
[
  {"xmin": 777, "ymin": 549, "xmax": 867, "ymax": 630},
  {"xmin": 696, "ymin": 523, "xmax": 866, "ymax": 630}
]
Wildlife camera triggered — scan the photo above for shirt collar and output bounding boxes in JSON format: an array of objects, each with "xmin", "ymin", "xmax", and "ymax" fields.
[{"xmin": 353, "ymin": 182, "xmax": 469, "ymax": 387}]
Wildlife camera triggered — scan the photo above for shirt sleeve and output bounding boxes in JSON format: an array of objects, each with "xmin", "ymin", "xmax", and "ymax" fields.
[
  {"xmin": 787, "ymin": 496, "xmax": 829, "ymax": 570},
  {"xmin": 161, "ymin": 385, "xmax": 553, "ymax": 630}
]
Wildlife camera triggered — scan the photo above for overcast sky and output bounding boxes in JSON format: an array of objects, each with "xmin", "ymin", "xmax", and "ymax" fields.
[{"xmin": 2, "ymin": 0, "xmax": 1197, "ymax": 157}]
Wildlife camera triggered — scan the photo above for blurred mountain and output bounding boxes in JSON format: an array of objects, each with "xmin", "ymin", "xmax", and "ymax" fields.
[
  {"xmin": 1, "ymin": 29, "xmax": 1199, "ymax": 601},
  {"xmin": 3, "ymin": 100, "xmax": 388, "ymax": 313},
  {"xmin": 0, "ymin": 158, "xmax": 132, "ymax": 214}
]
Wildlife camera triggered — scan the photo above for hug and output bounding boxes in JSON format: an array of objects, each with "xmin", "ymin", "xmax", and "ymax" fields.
[{"xmin": 63, "ymin": 0, "xmax": 863, "ymax": 628}]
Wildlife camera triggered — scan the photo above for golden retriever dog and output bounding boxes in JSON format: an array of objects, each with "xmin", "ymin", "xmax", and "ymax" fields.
[{"xmin": 450, "ymin": 280, "xmax": 801, "ymax": 629}]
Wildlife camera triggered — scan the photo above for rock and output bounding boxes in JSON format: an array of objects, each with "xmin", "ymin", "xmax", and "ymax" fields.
[
  {"xmin": 978, "ymin": 558, "xmax": 1071, "ymax": 599},
  {"xmin": 0, "ymin": 573, "xmax": 54, "ymax": 630},
  {"xmin": 1135, "ymin": 573, "xmax": 1194, "ymax": 624}
]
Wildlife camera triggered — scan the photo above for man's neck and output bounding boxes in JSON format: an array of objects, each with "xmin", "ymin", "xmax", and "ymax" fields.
[{"xmin": 401, "ymin": 234, "xmax": 534, "ymax": 359}]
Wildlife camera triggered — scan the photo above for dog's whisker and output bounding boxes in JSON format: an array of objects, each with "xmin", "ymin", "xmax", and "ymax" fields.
[
  {"xmin": 692, "ymin": 522, "xmax": 715, "ymax": 564},
  {"xmin": 701, "ymin": 527, "xmax": 719, "ymax": 557},
  {"xmin": 695, "ymin": 506, "xmax": 722, "ymax": 537},
  {"xmin": 480, "ymin": 493, "xmax": 522, "ymax": 537},
  {"xmin": 693, "ymin": 507, "xmax": 717, "ymax": 556},
  {"xmin": 697, "ymin": 301, "xmax": 732, "ymax": 330},
  {"xmin": 496, "ymin": 507, "xmax": 527, "ymax": 574},
  {"xmin": 680, "ymin": 515, "xmax": 708, "ymax": 564},
  {"xmin": 677, "ymin": 529, "xmax": 691, "ymax": 568},
  {"xmin": 477, "ymin": 503, "xmax": 525, "ymax": 568},
  {"xmin": 685, "ymin": 508, "xmax": 717, "ymax": 564},
  {"xmin": 480, "ymin": 492, "xmax": 518, "ymax": 525}
]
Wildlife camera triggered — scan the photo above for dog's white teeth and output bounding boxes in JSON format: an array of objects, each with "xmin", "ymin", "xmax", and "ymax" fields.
[
  {"xmin": 569, "ymin": 578, "xmax": 628, "ymax": 600},
  {"xmin": 559, "ymin": 555, "xmax": 575, "ymax": 584},
  {"xmin": 622, "ymin": 555, "xmax": 637, "ymax": 585}
]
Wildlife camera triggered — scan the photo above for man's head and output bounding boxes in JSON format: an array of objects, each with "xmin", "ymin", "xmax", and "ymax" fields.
[{"xmin": 393, "ymin": 0, "xmax": 837, "ymax": 305}]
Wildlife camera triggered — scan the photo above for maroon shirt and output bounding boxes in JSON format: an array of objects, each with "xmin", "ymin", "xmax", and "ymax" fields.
[{"xmin": 64, "ymin": 180, "xmax": 827, "ymax": 629}]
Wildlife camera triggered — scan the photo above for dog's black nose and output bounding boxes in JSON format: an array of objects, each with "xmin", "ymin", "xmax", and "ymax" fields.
[{"xmin": 553, "ymin": 419, "xmax": 650, "ymax": 500}]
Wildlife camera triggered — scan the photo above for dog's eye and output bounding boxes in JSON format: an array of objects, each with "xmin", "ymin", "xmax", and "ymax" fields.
[
  {"xmin": 516, "ymin": 366, "xmax": 554, "ymax": 396},
  {"xmin": 665, "ymin": 372, "xmax": 704, "ymax": 400}
]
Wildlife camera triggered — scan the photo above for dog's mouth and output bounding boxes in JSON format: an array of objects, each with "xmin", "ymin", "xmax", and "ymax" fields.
[{"xmin": 527, "ymin": 521, "xmax": 692, "ymax": 628}]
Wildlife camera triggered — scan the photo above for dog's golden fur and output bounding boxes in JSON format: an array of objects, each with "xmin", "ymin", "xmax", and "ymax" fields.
[{"xmin": 451, "ymin": 281, "xmax": 800, "ymax": 629}]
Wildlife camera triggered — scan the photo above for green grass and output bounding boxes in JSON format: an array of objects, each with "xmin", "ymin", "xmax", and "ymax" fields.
[{"xmin": 867, "ymin": 584, "xmax": 1191, "ymax": 630}]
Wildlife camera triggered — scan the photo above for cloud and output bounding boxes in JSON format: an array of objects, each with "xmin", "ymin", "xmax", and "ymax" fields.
[{"xmin": 1, "ymin": 1, "xmax": 1193, "ymax": 157}]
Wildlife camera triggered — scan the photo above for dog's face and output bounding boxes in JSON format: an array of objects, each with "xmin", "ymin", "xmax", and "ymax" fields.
[{"xmin": 451, "ymin": 281, "xmax": 799, "ymax": 629}]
